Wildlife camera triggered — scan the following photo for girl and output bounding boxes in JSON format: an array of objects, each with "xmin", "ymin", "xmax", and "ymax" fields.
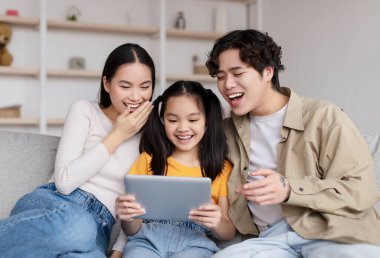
[
  {"xmin": 116, "ymin": 80, "xmax": 236, "ymax": 258},
  {"xmin": 0, "ymin": 43, "xmax": 155, "ymax": 257}
]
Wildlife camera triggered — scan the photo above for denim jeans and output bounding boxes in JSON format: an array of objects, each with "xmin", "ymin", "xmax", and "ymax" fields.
[
  {"xmin": 123, "ymin": 219, "xmax": 219, "ymax": 258},
  {"xmin": 212, "ymin": 219, "xmax": 380, "ymax": 258},
  {"xmin": 0, "ymin": 183, "xmax": 115, "ymax": 258}
]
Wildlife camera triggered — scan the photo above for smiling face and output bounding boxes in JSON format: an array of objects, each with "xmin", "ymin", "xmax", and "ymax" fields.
[
  {"xmin": 216, "ymin": 49, "xmax": 276, "ymax": 116},
  {"xmin": 103, "ymin": 62, "xmax": 153, "ymax": 118},
  {"xmin": 163, "ymin": 95, "xmax": 206, "ymax": 158}
]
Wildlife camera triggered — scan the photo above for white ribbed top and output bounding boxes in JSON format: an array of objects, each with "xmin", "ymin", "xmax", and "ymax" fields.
[{"xmin": 54, "ymin": 100, "xmax": 141, "ymax": 218}]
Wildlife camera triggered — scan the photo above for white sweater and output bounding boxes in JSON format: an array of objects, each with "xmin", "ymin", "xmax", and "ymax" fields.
[{"xmin": 54, "ymin": 100, "xmax": 141, "ymax": 219}]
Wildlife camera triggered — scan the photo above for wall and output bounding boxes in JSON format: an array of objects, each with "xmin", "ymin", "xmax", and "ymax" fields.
[{"xmin": 258, "ymin": 0, "xmax": 380, "ymax": 134}]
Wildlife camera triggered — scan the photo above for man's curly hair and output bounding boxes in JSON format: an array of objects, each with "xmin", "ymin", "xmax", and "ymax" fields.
[{"xmin": 206, "ymin": 29, "xmax": 285, "ymax": 91}]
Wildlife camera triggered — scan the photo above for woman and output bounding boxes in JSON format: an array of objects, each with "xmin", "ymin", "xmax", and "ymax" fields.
[{"xmin": 0, "ymin": 43, "xmax": 155, "ymax": 258}]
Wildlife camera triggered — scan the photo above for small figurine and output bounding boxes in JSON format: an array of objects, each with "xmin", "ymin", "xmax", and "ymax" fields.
[
  {"xmin": 174, "ymin": 11, "xmax": 186, "ymax": 29},
  {"xmin": 66, "ymin": 5, "xmax": 81, "ymax": 21},
  {"xmin": 69, "ymin": 57, "xmax": 86, "ymax": 70}
]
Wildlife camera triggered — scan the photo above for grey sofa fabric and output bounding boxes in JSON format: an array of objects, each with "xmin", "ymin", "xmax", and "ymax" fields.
[
  {"xmin": 0, "ymin": 131, "xmax": 59, "ymax": 218},
  {"xmin": 0, "ymin": 130, "xmax": 379, "ymax": 252}
]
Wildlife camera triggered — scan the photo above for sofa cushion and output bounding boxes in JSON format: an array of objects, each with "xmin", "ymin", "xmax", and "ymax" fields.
[
  {"xmin": 363, "ymin": 134, "xmax": 380, "ymax": 211},
  {"xmin": 0, "ymin": 131, "xmax": 59, "ymax": 218}
]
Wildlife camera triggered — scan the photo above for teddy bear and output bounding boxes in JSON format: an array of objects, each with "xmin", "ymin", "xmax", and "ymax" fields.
[{"xmin": 0, "ymin": 22, "xmax": 13, "ymax": 66}]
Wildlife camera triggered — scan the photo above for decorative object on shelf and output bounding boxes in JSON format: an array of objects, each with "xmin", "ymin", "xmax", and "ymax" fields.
[
  {"xmin": 192, "ymin": 55, "xmax": 208, "ymax": 75},
  {"xmin": 5, "ymin": 9, "xmax": 19, "ymax": 16},
  {"xmin": 69, "ymin": 57, "xmax": 86, "ymax": 70},
  {"xmin": 0, "ymin": 22, "xmax": 13, "ymax": 66},
  {"xmin": 66, "ymin": 5, "xmax": 81, "ymax": 21},
  {"xmin": 174, "ymin": 11, "xmax": 186, "ymax": 29},
  {"xmin": 213, "ymin": 5, "xmax": 227, "ymax": 33},
  {"xmin": 0, "ymin": 104, "xmax": 21, "ymax": 118}
]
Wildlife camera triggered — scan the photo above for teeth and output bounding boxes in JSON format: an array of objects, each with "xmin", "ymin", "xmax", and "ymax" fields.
[
  {"xmin": 124, "ymin": 103, "xmax": 140, "ymax": 108},
  {"xmin": 228, "ymin": 93, "xmax": 243, "ymax": 99},
  {"xmin": 177, "ymin": 135, "xmax": 192, "ymax": 140}
]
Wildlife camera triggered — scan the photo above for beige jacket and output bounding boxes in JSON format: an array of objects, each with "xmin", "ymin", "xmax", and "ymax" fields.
[{"xmin": 224, "ymin": 88, "xmax": 380, "ymax": 245}]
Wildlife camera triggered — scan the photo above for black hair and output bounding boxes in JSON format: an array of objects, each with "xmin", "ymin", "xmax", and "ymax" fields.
[
  {"xmin": 206, "ymin": 29, "xmax": 285, "ymax": 91},
  {"xmin": 140, "ymin": 80, "xmax": 228, "ymax": 181},
  {"xmin": 98, "ymin": 43, "xmax": 156, "ymax": 107}
]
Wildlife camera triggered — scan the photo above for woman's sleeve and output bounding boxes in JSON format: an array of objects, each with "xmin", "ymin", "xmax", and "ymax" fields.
[{"xmin": 54, "ymin": 100, "xmax": 110, "ymax": 194}]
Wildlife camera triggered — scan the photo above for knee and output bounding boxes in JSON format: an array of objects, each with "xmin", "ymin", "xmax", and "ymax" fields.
[{"xmin": 50, "ymin": 203, "xmax": 97, "ymax": 251}]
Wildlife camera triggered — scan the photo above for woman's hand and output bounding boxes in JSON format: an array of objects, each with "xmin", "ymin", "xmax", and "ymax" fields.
[
  {"xmin": 103, "ymin": 101, "xmax": 153, "ymax": 154},
  {"xmin": 115, "ymin": 194, "xmax": 145, "ymax": 221},
  {"xmin": 113, "ymin": 101, "xmax": 153, "ymax": 141}
]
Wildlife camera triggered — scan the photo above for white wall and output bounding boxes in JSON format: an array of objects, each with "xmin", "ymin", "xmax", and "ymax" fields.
[{"xmin": 259, "ymin": 0, "xmax": 380, "ymax": 134}]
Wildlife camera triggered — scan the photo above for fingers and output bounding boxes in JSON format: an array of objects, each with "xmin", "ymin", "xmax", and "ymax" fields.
[{"xmin": 115, "ymin": 195, "xmax": 145, "ymax": 221}]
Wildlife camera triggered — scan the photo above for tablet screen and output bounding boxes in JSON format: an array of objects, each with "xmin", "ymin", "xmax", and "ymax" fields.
[{"xmin": 124, "ymin": 175, "xmax": 211, "ymax": 220}]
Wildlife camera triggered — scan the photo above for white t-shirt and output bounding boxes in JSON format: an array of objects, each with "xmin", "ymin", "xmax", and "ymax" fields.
[
  {"xmin": 248, "ymin": 104, "xmax": 287, "ymax": 228},
  {"xmin": 53, "ymin": 100, "xmax": 141, "ymax": 219}
]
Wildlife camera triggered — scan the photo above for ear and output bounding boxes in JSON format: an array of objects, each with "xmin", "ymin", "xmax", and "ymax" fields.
[
  {"xmin": 103, "ymin": 76, "xmax": 110, "ymax": 93},
  {"xmin": 263, "ymin": 66, "xmax": 274, "ymax": 82}
]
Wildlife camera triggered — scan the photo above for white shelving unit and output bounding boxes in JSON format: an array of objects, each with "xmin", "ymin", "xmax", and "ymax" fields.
[{"xmin": 0, "ymin": 0, "xmax": 253, "ymax": 133}]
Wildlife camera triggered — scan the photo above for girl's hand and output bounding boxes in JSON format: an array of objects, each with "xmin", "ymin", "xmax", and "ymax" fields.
[
  {"xmin": 113, "ymin": 101, "xmax": 153, "ymax": 141},
  {"xmin": 188, "ymin": 203, "xmax": 222, "ymax": 230},
  {"xmin": 115, "ymin": 194, "xmax": 145, "ymax": 221}
]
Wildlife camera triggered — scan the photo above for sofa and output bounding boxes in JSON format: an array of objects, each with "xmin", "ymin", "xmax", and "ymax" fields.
[{"xmin": 1, "ymin": 130, "xmax": 379, "ymax": 254}]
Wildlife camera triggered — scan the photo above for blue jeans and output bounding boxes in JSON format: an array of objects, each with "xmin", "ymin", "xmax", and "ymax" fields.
[
  {"xmin": 123, "ymin": 219, "xmax": 219, "ymax": 258},
  {"xmin": 212, "ymin": 219, "xmax": 380, "ymax": 258},
  {"xmin": 0, "ymin": 183, "xmax": 115, "ymax": 258}
]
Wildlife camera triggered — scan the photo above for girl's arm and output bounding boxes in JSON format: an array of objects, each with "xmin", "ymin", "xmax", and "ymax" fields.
[
  {"xmin": 109, "ymin": 250, "xmax": 122, "ymax": 258},
  {"xmin": 116, "ymin": 194, "xmax": 145, "ymax": 236},
  {"xmin": 189, "ymin": 196, "xmax": 236, "ymax": 241}
]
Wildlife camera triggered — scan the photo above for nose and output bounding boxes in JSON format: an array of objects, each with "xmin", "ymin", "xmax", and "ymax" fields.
[
  {"xmin": 225, "ymin": 75, "xmax": 237, "ymax": 89},
  {"xmin": 128, "ymin": 88, "xmax": 140, "ymax": 101},
  {"xmin": 177, "ymin": 120, "xmax": 189, "ymax": 132}
]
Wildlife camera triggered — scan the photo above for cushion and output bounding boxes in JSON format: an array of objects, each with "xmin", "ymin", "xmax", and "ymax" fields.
[
  {"xmin": 363, "ymin": 134, "xmax": 380, "ymax": 211},
  {"xmin": 0, "ymin": 131, "xmax": 59, "ymax": 218}
]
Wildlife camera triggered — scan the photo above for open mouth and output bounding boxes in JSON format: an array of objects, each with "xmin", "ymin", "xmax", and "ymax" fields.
[
  {"xmin": 123, "ymin": 102, "xmax": 141, "ymax": 110},
  {"xmin": 228, "ymin": 92, "xmax": 244, "ymax": 101},
  {"xmin": 176, "ymin": 135, "xmax": 193, "ymax": 141}
]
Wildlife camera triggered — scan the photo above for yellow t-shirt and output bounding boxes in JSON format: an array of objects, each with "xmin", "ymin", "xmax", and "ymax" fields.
[{"xmin": 129, "ymin": 152, "xmax": 232, "ymax": 204}]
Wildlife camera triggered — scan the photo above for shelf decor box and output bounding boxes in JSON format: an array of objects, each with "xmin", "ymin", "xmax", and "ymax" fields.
[{"xmin": 0, "ymin": 104, "xmax": 21, "ymax": 118}]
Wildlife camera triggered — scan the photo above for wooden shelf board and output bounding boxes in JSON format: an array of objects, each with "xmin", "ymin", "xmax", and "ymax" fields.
[
  {"xmin": 47, "ymin": 19, "xmax": 158, "ymax": 35},
  {"xmin": 0, "ymin": 15, "xmax": 39, "ymax": 26},
  {"xmin": 0, "ymin": 67, "xmax": 39, "ymax": 77},
  {"xmin": 47, "ymin": 69, "xmax": 101, "ymax": 78},
  {"xmin": 167, "ymin": 29, "xmax": 224, "ymax": 40},
  {"xmin": 0, "ymin": 117, "xmax": 64, "ymax": 126}
]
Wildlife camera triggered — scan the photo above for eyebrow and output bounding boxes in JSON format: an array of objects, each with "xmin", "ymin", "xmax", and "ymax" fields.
[
  {"xmin": 166, "ymin": 112, "xmax": 201, "ymax": 117},
  {"xmin": 118, "ymin": 80, "xmax": 152, "ymax": 85},
  {"xmin": 217, "ymin": 66, "xmax": 246, "ymax": 74}
]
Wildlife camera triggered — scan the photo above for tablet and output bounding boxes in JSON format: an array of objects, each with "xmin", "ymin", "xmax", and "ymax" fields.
[{"xmin": 124, "ymin": 175, "xmax": 211, "ymax": 220}]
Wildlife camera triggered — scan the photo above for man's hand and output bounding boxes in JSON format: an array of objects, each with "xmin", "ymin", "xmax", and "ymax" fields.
[{"xmin": 236, "ymin": 168, "xmax": 290, "ymax": 205}]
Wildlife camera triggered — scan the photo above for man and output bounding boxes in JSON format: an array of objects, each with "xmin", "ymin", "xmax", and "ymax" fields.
[{"xmin": 206, "ymin": 29, "xmax": 380, "ymax": 258}]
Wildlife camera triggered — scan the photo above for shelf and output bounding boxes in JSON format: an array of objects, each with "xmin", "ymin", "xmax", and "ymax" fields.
[
  {"xmin": 167, "ymin": 29, "xmax": 224, "ymax": 40},
  {"xmin": 0, "ymin": 15, "xmax": 39, "ymax": 27},
  {"xmin": 47, "ymin": 19, "xmax": 158, "ymax": 35},
  {"xmin": 0, "ymin": 67, "xmax": 39, "ymax": 77},
  {"xmin": 47, "ymin": 69, "xmax": 101, "ymax": 78},
  {"xmin": 0, "ymin": 117, "xmax": 64, "ymax": 126}
]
